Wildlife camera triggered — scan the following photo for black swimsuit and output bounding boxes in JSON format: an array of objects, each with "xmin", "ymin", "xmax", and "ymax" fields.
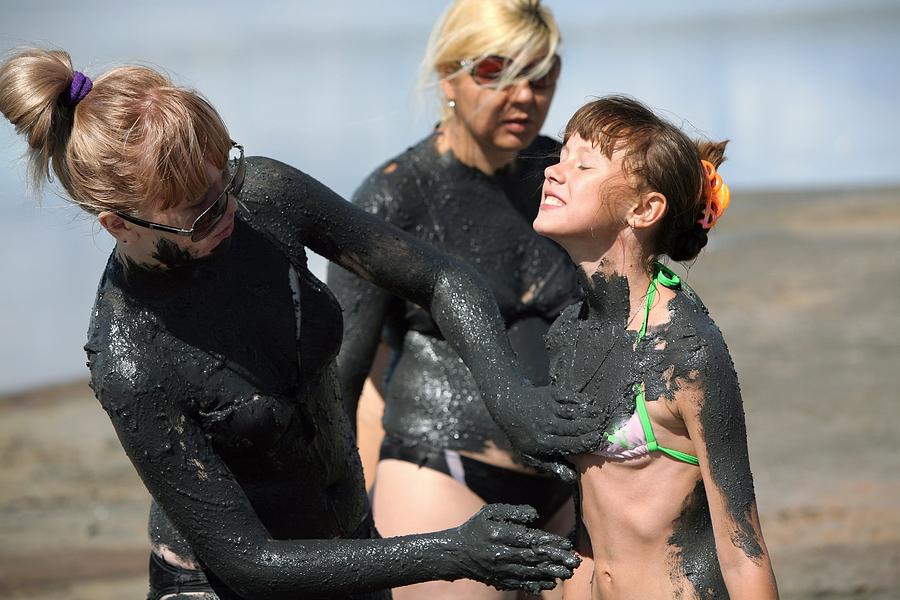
[
  {"xmin": 87, "ymin": 174, "xmax": 385, "ymax": 599},
  {"xmin": 328, "ymin": 133, "xmax": 581, "ymax": 524}
]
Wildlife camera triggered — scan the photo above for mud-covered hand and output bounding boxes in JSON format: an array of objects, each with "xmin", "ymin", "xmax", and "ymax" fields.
[
  {"xmin": 448, "ymin": 504, "xmax": 580, "ymax": 594},
  {"xmin": 491, "ymin": 384, "xmax": 606, "ymax": 468}
]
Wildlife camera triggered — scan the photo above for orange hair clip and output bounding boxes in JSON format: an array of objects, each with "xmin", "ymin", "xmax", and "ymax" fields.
[{"xmin": 697, "ymin": 160, "xmax": 730, "ymax": 230}]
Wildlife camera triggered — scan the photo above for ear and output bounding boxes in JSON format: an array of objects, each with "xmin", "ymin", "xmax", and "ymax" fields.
[
  {"xmin": 439, "ymin": 76, "xmax": 456, "ymax": 103},
  {"xmin": 98, "ymin": 211, "xmax": 137, "ymax": 244},
  {"xmin": 629, "ymin": 191, "xmax": 667, "ymax": 229}
]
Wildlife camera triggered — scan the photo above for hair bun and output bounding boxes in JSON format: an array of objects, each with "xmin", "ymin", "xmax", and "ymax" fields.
[
  {"xmin": 0, "ymin": 48, "xmax": 78, "ymax": 187},
  {"xmin": 665, "ymin": 223, "xmax": 709, "ymax": 262}
]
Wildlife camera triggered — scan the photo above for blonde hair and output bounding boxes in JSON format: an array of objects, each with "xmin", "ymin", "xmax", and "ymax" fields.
[
  {"xmin": 0, "ymin": 48, "xmax": 231, "ymax": 216},
  {"xmin": 421, "ymin": 0, "xmax": 561, "ymax": 122}
]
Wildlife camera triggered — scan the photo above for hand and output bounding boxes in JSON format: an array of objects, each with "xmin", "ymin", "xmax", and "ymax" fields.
[
  {"xmin": 450, "ymin": 504, "xmax": 581, "ymax": 593},
  {"xmin": 494, "ymin": 385, "xmax": 606, "ymax": 464}
]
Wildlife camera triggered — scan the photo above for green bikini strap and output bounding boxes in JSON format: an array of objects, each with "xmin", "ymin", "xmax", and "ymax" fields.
[
  {"xmin": 634, "ymin": 263, "xmax": 700, "ymax": 467},
  {"xmin": 636, "ymin": 263, "xmax": 681, "ymax": 345}
]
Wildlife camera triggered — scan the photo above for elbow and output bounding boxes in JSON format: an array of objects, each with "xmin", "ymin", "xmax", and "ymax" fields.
[{"xmin": 433, "ymin": 258, "xmax": 490, "ymax": 308}]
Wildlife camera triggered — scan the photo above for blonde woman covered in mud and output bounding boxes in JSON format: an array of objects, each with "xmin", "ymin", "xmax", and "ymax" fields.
[
  {"xmin": 327, "ymin": 1, "xmax": 581, "ymax": 599},
  {"xmin": 0, "ymin": 48, "xmax": 606, "ymax": 599},
  {"xmin": 533, "ymin": 96, "xmax": 779, "ymax": 599}
]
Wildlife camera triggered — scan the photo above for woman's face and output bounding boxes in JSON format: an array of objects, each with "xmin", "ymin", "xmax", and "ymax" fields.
[
  {"xmin": 533, "ymin": 133, "xmax": 633, "ymax": 247},
  {"xmin": 128, "ymin": 161, "xmax": 238, "ymax": 266},
  {"xmin": 441, "ymin": 54, "xmax": 559, "ymax": 153}
]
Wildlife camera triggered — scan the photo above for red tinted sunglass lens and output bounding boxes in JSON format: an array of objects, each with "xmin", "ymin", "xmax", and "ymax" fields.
[
  {"xmin": 472, "ymin": 56, "xmax": 508, "ymax": 84},
  {"xmin": 191, "ymin": 192, "xmax": 229, "ymax": 242},
  {"xmin": 530, "ymin": 57, "xmax": 560, "ymax": 89}
]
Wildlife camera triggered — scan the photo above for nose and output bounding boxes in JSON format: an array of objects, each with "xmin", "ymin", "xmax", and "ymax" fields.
[
  {"xmin": 509, "ymin": 78, "xmax": 535, "ymax": 104},
  {"xmin": 544, "ymin": 160, "xmax": 564, "ymax": 184}
]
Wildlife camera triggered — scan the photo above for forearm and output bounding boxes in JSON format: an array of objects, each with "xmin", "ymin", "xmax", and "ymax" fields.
[
  {"xmin": 428, "ymin": 265, "xmax": 522, "ymax": 407},
  {"xmin": 721, "ymin": 556, "xmax": 779, "ymax": 600},
  {"xmin": 213, "ymin": 530, "xmax": 464, "ymax": 599}
]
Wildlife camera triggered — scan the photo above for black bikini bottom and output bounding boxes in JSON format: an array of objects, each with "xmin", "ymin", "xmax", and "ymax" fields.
[
  {"xmin": 147, "ymin": 514, "xmax": 390, "ymax": 600},
  {"xmin": 379, "ymin": 435, "xmax": 573, "ymax": 529}
]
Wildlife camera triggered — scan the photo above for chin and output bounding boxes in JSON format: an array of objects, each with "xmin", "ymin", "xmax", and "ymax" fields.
[
  {"xmin": 532, "ymin": 214, "xmax": 559, "ymax": 239},
  {"xmin": 494, "ymin": 132, "xmax": 535, "ymax": 152}
]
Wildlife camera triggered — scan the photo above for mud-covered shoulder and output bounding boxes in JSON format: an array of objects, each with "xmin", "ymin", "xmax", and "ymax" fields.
[
  {"xmin": 85, "ymin": 278, "xmax": 188, "ymax": 416},
  {"xmin": 641, "ymin": 285, "xmax": 737, "ymax": 403},
  {"xmin": 350, "ymin": 141, "xmax": 425, "ymax": 228}
]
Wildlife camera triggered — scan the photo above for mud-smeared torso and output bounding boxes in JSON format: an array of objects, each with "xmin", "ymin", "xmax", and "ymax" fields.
[
  {"xmin": 349, "ymin": 133, "xmax": 579, "ymax": 453},
  {"xmin": 548, "ymin": 269, "xmax": 761, "ymax": 599},
  {"xmin": 85, "ymin": 214, "xmax": 370, "ymax": 585}
]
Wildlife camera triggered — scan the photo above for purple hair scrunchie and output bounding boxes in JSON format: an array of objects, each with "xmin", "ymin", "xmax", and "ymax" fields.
[{"xmin": 62, "ymin": 71, "xmax": 93, "ymax": 107}]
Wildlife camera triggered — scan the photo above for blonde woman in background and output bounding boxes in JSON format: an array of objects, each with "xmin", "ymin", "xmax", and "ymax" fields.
[{"xmin": 328, "ymin": 2, "xmax": 582, "ymax": 598}]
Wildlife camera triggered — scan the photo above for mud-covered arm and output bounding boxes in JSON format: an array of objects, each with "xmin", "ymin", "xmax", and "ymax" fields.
[
  {"xmin": 326, "ymin": 172, "xmax": 400, "ymax": 421},
  {"xmin": 94, "ymin": 366, "xmax": 578, "ymax": 598},
  {"xmin": 240, "ymin": 156, "xmax": 604, "ymax": 460},
  {"xmin": 327, "ymin": 261, "xmax": 392, "ymax": 420},
  {"xmin": 678, "ymin": 352, "xmax": 779, "ymax": 599}
]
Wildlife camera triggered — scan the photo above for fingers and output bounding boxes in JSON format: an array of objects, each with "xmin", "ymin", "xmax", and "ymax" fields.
[
  {"xmin": 495, "ymin": 543, "xmax": 581, "ymax": 568},
  {"xmin": 520, "ymin": 456, "xmax": 578, "ymax": 482},
  {"xmin": 494, "ymin": 578, "xmax": 559, "ymax": 593},
  {"xmin": 493, "ymin": 562, "xmax": 574, "ymax": 582},
  {"xmin": 542, "ymin": 413, "xmax": 604, "ymax": 438},
  {"xmin": 494, "ymin": 527, "xmax": 574, "ymax": 551},
  {"xmin": 479, "ymin": 503, "xmax": 539, "ymax": 525}
]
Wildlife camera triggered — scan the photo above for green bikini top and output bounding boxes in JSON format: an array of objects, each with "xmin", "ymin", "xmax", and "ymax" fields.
[{"xmin": 633, "ymin": 263, "xmax": 700, "ymax": 466}]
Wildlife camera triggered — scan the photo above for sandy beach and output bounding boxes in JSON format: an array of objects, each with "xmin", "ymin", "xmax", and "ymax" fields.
[{"xmin": 1, "ymin": 186, "xmax": 898, "ymax": 599}]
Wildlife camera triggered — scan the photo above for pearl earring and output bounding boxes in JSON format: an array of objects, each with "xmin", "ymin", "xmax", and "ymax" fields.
[{"xmin": 447, "ymin": 99, "xmax": 456, "ymax": 109}]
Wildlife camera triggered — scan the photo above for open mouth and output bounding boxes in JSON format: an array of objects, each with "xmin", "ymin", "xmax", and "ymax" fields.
[{"xmin": 541, "ymin": 191, "xmax": 566, "ymax": 208}]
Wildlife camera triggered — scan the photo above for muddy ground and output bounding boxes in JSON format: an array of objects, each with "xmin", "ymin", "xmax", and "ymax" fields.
[{"xmin": 1, "ymin": 186, "xmax": 898, "ymax": 599}]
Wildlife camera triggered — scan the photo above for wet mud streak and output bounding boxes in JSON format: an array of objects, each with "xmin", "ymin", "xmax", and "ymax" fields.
[
  {"xmin": 151, "ymin": 238, "xmax": 197, "ymax": 269},
  {"xmin": 547, "ymin": 266, "xmax": 764, "ymax": 594},
  {"xmin": 667, "ymin": 481, "xmax": 727, "ymax": 599},
  {"xmin": 328, "ymin": 133, "xmax": 580, "ymax": 457}
]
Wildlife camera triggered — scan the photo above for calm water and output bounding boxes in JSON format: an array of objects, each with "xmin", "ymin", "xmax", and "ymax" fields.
[{"xmin": 1, "ymin": 0, "xmax": 899, "ymax": 393}]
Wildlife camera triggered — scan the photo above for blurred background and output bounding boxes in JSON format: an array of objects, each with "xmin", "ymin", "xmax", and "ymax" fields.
[{"xmin": 1, "ymin": 1, "xmax": 898, "ymax": 598}]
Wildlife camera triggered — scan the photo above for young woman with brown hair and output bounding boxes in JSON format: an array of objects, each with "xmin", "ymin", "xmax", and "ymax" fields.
[{"xmin": 534, "ymin": 96, "xmax": 778, "ymax": 599}]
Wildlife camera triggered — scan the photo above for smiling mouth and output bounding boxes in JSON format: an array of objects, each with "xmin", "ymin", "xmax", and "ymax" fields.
[{"xmin": 542, "ymin": 194, "xmax": 565, "ymax": 207}]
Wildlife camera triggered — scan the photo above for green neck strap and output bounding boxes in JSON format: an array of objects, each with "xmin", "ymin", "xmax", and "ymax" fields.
[{"xmin": 636, "ymin": 262, "xmax": 680, "ymax": 344}]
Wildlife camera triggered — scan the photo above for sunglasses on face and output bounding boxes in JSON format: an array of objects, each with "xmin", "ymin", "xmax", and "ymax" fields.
[
  {"xmin": 458, "ymin": 54, "xmax": 561, "ymax": 90},
  {"xmin": 116, "ymin": 141, "xmax": 245, "ymax": 242}
]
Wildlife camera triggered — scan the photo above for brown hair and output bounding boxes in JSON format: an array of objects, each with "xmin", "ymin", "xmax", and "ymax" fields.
[
  {"xmin": 565, "ymin": 95, "xmax": 728, "ymax": 262},
  {"xmin": 0, "ymin": 48, "xmax": 231, "ymax": 216}
]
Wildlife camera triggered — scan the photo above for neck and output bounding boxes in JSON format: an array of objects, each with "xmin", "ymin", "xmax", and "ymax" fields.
[
  {"xmin": 567, "ymin": 230, "xmax": 655, "ymax": 320},
  {"xmin": 116, "ymin": 243, "xmax": 166, "ymax": 271},
  {"xmin": 437, "ymin": 118, "xmax": 518, "ymax": 175}
]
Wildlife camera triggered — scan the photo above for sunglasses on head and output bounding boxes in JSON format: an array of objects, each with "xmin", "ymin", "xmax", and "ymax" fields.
[
  {"xmin": 116, "ymin": 141, "xmax": 245, "ymax": 242},
  {"xmin": 459, "ymin": 54, "xmax": 561, "ymax": 90}
]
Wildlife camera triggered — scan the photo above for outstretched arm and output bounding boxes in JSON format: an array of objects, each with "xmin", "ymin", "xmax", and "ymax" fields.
[
  {"xmin": 240, "ymin": 156, "xmax": 604, "ymax": 462},
  {"xmin": 93, "ymin": 365, "xmax": 578, "ymax": 598}
]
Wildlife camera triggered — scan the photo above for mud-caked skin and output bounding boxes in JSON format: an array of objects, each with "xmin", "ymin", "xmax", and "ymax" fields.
[
  {"xmin": 548, "ymin": 267, "xmax": 765, "ymax": 598},
  {"xmin": 86, "ymin": 157, "xmax": 589, "ymax": 599},
  {"xmin": 328, "ymin": 133, "xmax": 581, "ymax": 458}
]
